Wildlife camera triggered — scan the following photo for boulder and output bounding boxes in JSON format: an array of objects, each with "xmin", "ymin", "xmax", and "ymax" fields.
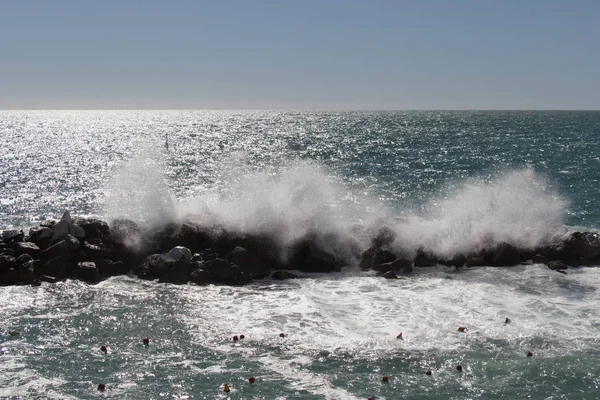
[
  {"xmin": 14, "ymin": 242, "xmax": 41, "ymax": 259},
  {"xmin": 359, "ymin": 246, "xmax": 396, "ymax": 270},
  {"xmin": 440, "ymin": 254, "xmax": 467, "ymax": 268},
  {"xmin": 163, "ymin": 246, "xmax": 192, "ymax": 263},
  {"xmin": 414, "ymin": 251, "xmax": 437, "ymax": 268},
  {"xmin": 82, "ymin": 242, "xmax": 115, "ymax": 260},
  {"xmin": 466, "ymin": 255, "xmax": 487, "ymax": 267},
  {"xmin": 2, "ymin": 230, "xmax": 24, "ymax": 243},
  {"xmin": 547, "ymin": 260, "xmax": 568, "ymax": 271},
  {"xmin": 69, "ymin": 224, "xmax": 86, "ymax": 240},
  {"xmin": 0, "ymin": 267, "xmax": 19, "ymax": 285},
  {"xmin": 40, "ymin": 240, "xmax": 70, "ymax": 260},
  {"xmin": 51, "ymin": 220, "xmax": 70, "ymax": 242},
  {"xmin": 568, "ymin": 232, "xmax": 600, "ymax": 262},
  {"xmin": 567, "ymin": 257, "xmax": 589, "ymax": 267},
  {"xmin": 18, "ymin": 259, "xmax": 36, "ymax": 284},
  {"xmin": 492, "ymin": 243, "xmax": 522, "ymax": 267},
  {"xmin": 94, "ymin": 259, "xmax": 129, "ymax": 276},
  {"xmin": 204, "ymin": 258, "xmax": 241, "ymax": 280},
  {"xmin": 135, "ymin": 254, "xmax": 166, "ymax": 280},
  {"xmin": 73, "ymin": 218, "xmax": 109, "ymax": 239},
  {"xmin": 297, "ymin": 244, "xmax": 339, "ymax": 273},
  {"xmin": 532, "ymin": 254, "xmax": 552, "ymax": 265},
  {"xmin": 382, "ymin": 271, "xmax": 398, "ymax": 279},
  {"xmin": 159, "ymin": 260, "xmax": 190, "ymax": 284},
  {"xmin": 231, "ymin": 246, "xmax": 270, "ymax": 279},
  {"xmin": 537, "ymin": 243, "xmax": 577, "ymax": 263},
  {"xmin": 271, "ymin": 270, "xmax": 298, "ymax": 280},
  {"xmin": 42, "ymin": 256, "xmax": 68, "ymax": 279},
  {"xmin": 374, "ymin": 257, "xmax": 412, "ymax": 273},
  {"xmin": 65, "ymin": 234, "xmax": 80, "ymax": 251},
  {"xmin": 75, "ymin": 261, "xmax": 101, "ymax": 282},
  {"xmin": 0, "ymin": 255, "xmax": 17, "ymax": 274},
  {"xmin": 371, "ymin": 226, "xmax": 396, "ymax": 247},
  {"xmin": 190, "ymin": 268, "xmax": 211, "ymax": 284}
]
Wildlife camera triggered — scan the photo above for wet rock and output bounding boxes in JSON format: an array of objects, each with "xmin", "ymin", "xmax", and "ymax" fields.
[
  {"xmin": 231, "ymin": 246, "xmax": 270, "ymax": 279},
  {"xmin": 51, "ymin": 220, "xmax": 70, "ymax": 242},
  {"xmin": 40, "ymin": 240, "xmax": 70, "ymax": 260},
  {"xmin": 0, "ymin": 267, "xmax": 19, "ymax": 285},
  {"xmin": 374, "ymin": 257, "xmax": 412, "ymax": 273},
  {"xmin": 271, "ymin": 270, "xmax": 298, "ymax": 280},
  {"xmin": 371, "ymin": 226, "xmax": 396, "ymax": 247},
  {"xmin": 14, "ymin": 241, "xmax": 41, "ymax": 259},
  {"xmin": 360, "ymin": 246, "xmax": 396, "ymax": 270},
  {"xmin": 568, "ymin": 232, "xmax": 600, "ymax": 262},
  {"xmin": 39, "ymin": 275, "xmax": 62, "ymax": 283},
  {"xmin": 17, "ymin": 258, "xmax": 36, "ymax": 284},
  {"xmin": 382, "ymin": 271, "xmax": 398, "ymax": 279},
  {"xmin": 163, "ymin": 246, "xmax": 192, "ymax": 263},
  {"xmin": 2, "ymin": 230, "xmax": 24, "ymax": 243},
  {"xmin": 414, "ymin": 251, "xmax": 437, "ymax": 268},
  {"xmin": 65, "ymin": 234, "xmax": 80, "ymax": 252},
  {"xmin": 204, "ymin": 258, "xmax": 241, "ymax": 281},
  {"xmin": 547, "ymin": 260, "xmax": 568, "ymax": 271},
  {"xmin": 537, "ymin": 243, "xmax": 577, "ymax": 263},
  {"xmin": 567, "ymin": 257, "xmax": 589, "ymax": 267},
  {"xmin": 135, "ymin": 254, "xmax": 166, "ymax": 280},
  {"xmin": 190, "ymin": 268, "xmax": 211, "ymax": 284},
  {"xmin": 94, "ymin": 259, "xmax": 128, "ymax": 276},
  {"xmin": 190, "ymin": 253, "xmax": 203, "ymax": 263},
  {"xmin": 73, "ymin": 218, "xmax": 109, "ymax": 239},
  {"xmin": 466, "ymin": 255, "xmax": 487, "ymax": 267},
  {"xmin": 82, "ymin": 242, "xmax": 116, "ymax": 260},
  {"xmin": 532, "ymin": 254, "xmax": 552, "ymax": 265},
  {"xmin": 42, "ymin": 256, "xmax": 68, "ymax": 279},
  {"xmin": 440, "ymin": 254, "xmax": 467, "ymax": 268},
  {"xmin": 75, "ymin": 261, "xmax": 101, "ymax": 282},
  {"xmin": 492, "ymin": 243, "xmax": 522, "ymax": 267},
  {"xmin": 39, "ymin": 220, "xmax": 55, "ymax": 228},
  {"xmin": 159, "ymin": 260, "xmax": 190, "ymax": 284}
]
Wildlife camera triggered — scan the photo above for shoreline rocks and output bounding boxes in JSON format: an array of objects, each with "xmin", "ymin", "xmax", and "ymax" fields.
[{"xmin": 1, "ymin": 213, "xmax": 599, "ymax": 287}]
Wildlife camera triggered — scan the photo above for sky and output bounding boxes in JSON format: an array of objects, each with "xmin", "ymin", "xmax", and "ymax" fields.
[{"xmin": 1, "ymin": 0, "xmax": 599, "ymax": 110}]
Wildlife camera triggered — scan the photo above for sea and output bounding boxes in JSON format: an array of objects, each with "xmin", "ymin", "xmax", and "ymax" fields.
[{"xmin": 0, "ymin": 110, "xmax": 599, "ymax": 399}]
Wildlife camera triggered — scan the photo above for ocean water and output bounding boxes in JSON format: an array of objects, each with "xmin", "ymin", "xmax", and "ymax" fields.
[{"xmin": 1, "ymin": 110, "xmax": 599, "ymax": 399}]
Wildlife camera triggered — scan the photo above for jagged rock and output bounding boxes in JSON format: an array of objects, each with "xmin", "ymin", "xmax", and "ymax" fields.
[
  {"xmin": 65, "ymin": 234, "xmax": 80, "ymax": 251},
  {"xmin": 0, "ymin": 255, "xmax": 17, "ymax": 273},
  {"xmin": 492, "ymin": 243, "xmax": 522, "ymax": 266},
  {"xmin": 297, "ymin": 243, "xmax": 339, "ymax": 273},
  {"xmin": 93, "ymin": 259, "xmax": 128, "ymax": 276},
  {"xmin": 374, "ymin": 257, "xmax": 412, "ymax": 273},
  {"xmin": 82, "ymin": 242, "xmax": 115, "ymax": 260},
  {"xmin": 17, "ymin": 257, "xmax": 36, "ymax": 284},
  {"xmin": 69, "ymin": 224, "xmax": 85, "ymax": 240},
  {"xmin": 568, "ymin": 232, "xmax": 600, "ymax": 262},
  {"xmin": 2, "ymin": 230, "xmax": 24, "ymax": 243},
  {"xmin": 532, "ymin": 254, "xmax": 552, "ymax": 264},
  {"xmin": 13, "ymin": 242, "xmax": 40, "ymax": 259},
  {"xmin": 135, "ymin": 254, "xmax": 166, "ymax": 280},
  {"xmin": 51, "ymin": 220, "xmax": 70, "ymax": 242},
  {"xmin": 271, "ymin": 270, "xmax": 298, "ymax": 280},
  {"xmin": 61, "ymin": 211, "xmax": 73, "ymax": 224},
  {"xmin": 231, "ymin": 246, "xmax": 270, "ymax": 279},
  {"xmin": 466, "ymin": 255, "xmax": 486, "ymax": 267},
  {"xmin": 547, "ymin": 260, "xmax": 568, "ymax": 271},
  {"xmin": 28, "ymin": 226, "xmax": 53, "ymax": 242},
  {"xmin": 537, "ymin": 243, "xmax": 577, "ymax": 263},
  {"xmin": 163, "ymin": 246, "xmax": 192, "ymax": 263},
  {"xmin": 159, "ymin": 260, "xmax": 190, "ymax": 284},
  {"xmin": 371, "ymin": 226, "xmax": 396, "ymax": 247},
  {"xmin": 107, "ymin": 219, "xmax": 143, "ymax": 248},
  {"xmin": 190, "ymin": 253, "xmax": 203, "ymax": 263},
  {"xmin": 414, "ymin": 251, "xmax": 437, "ymax": 268},
  {"xmin": 204, "ymin": 258, "xmax": 240, "ymax": 280},
  {"xmin": 73, "ymin": 218, "xmax": 109, "ymax": 239},
  {"xmin": 382, "ymin": 271, "xmax": 398, "ymax": 279},
  {"xmin": 42, "ymin": 256, "xmax": 68, "ymax": 278},
  {"xmin": 360, "ymin": 246, "xmax": 396, "ymax": 270},
  {"xmin": 41, "ymin": 240, "xmax": 69, "ymax": 260},
  {"xmin": 190, "ymin": 268, "xmax": 211, "ymax": 284},
  {"xmin": 39, "ymin": 220, "xmax": 55, "ymax": 228},
  {"xmin": 440, "ymin": 254, "xmax": 467, "ymax": 268},
  {"xmin": 75, "ymin": 261, "xmax": 101, "ymax": 282}
]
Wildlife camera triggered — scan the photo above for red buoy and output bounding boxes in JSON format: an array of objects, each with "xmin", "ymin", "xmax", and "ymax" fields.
[
  {"xmin": 527, "ymin": 351, "xmax": 533, "ymax": 357},
  {"xmin": 233, "ymin": 335, "xmax": 239, "ymax": 342},
  {"xmin": 425, "ymin": 370, "xmax": 432, "ymax": 375},
  {"xmin": 143, "ymin": 337, "xmax": 149, "ymax": 346},
  {"xmin": 100, "ymin": 345, "xmax": 107, "ymax": 353},
  {"xmin": 396, "ymin": 332, "xmax": 403, "ymax": 340},
  {"xmin": 279, "ymin": 333, "xmax": 285, "ymax": 338},
  {"xmin": 249, "ymin": 376, "xmax": 255, "ymax": 384},
  {"xmin": 97, "ymin": 383, "xmax": 106, "ymax": 392},
  {"xmin": 240, "ymin": 334, "xmax": 245, "ymax": 339},
  {"xmin": 456, "ymin": 365, "xmax": 463, "ymax": 372},
  {"xmin": 457, "ymin": 327, "xmax": 466, "ymax": 332},
  {"xmin": 382, "ymin": 376, "xmax": 389, "ymax": 383}
]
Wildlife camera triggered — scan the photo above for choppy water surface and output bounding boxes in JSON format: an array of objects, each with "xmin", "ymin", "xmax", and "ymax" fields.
[{"xmin": 1, "ymin": 111, "xmax": 600, "ymax": 398}]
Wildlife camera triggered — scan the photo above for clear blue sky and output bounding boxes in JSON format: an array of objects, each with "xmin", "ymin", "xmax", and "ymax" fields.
[{"xmin": 1, "ymin": 0, "xmax": 599, "ymax": 109}]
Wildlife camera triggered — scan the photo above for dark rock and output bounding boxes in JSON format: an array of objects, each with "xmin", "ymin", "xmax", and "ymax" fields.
[
  {"xmin": 374, "ymin": 257, "xmax": 412, "ymax": 273},
  {"xmin": 75, "ymin": 261, "xmax": 101, "ymax": 282},
  {"xmin": 2, "ymin": 230, "xmax": 24, "ymax": 243},
  {"xmin": 201, "ymin": 251, "xmax": 219, "ymax": 261},
  {"xmin": 73, "ymin": 218, "xmax": 109, "ymax": 240},
  {"xmin": 440, "ymin": 254, "xmax": 467, "ymax": 268},
  {"xmin": 39, "ymin": 220, "xmax": 56, "ymax": 228},
  {"xmin": 190, "ymin": 268, "xmax": 211, "ymax": 284},
  {"xmin": 41, "ymin": 256, "xmax": 68, "ymax": 278},
  {"xmin": 135, "ymin": 254, "xmax": 166, "ymax": 280},
  {"xmin": 568, "ymin": 232, "xmax": 600, "ymax": 262},
  {"xmin": 82, "ymin": 242, "xmax": 116, "ymax": 260},
  {"xmin": 371, "ymin": 226, "xmax": 396, "ymax": 247},
  {"xmin": 547, "ymin": 260, "xmax": 568, "ymax": 271},
  {"xmin": 532, "ymin": 254, "xmax": 552, "ymax": 265},
  {"xmin": 231, "ymin": 246, "xmax": 270, "ymax": 279},
  {"xmin": 414, "ymin": 251, "xmax": 437, "ymax": 268},
  {"xmin": 492, "ymin": 243, "xmax": 522, "ymax": 267},
  {"xmin": 41, "ymin": 240, "xmax": 69, "ymax": 261},
  {"xmin": 190, "ymin": 253, "xmax": 203, "ymax": 263},
  {"xmin": 537, "ymin": 243, "xmax": 577, "ymax": 263},
  {"xmin": 17, "ymin": 258, "xmax": 36, "ymax": 284},
  {"xmin": 94, "ymin": 259, "xmax": 129, "ymax": 276},
  {"xmin": 0, "ymin": 255, "xmax": 17, "ymax": 273},
  {"xmin": 106, "ymin": 219, "xmax": 143, "ymax": 248},
  {"xmin": 39, "ymin": 275, "xmax": 62, "ymax": 283},
  {"xmin": 14, "ymin": 242, "xmax": 41, "ymax": 259},
  {"xmin": 204, "ymin": 258, "xmax": 241, "ymax": 280},
  {"xmin": 359, "ymin": 246, "xmax": 396, "ymax": 270},
  {"xmin": 65, "ymin": 234, "xmax": 80, "ymax": 252},
  {"xmin": 568, "ymin": 257, "xmax": 589, "ymax": 267},
  {"xmin": 159, "ymin": 260, "xmax": 190, "ymax": 284},
  {"xmin": 382, "ymin": 271, "xmax": 397, "ymax": 279},
  {"xmin": 271, "ymin": 270, "xmax": 298, "ymax": 280},
  {"xmin": 0, "ymin": 267, "xmax": 19, "ymax": 285},
  {"xmin": 297, "ymin": 243, "xmax": 340, "ymax": 273},
  {"xmin": 466, "ymin": 255, "xmax": 487, "ymax": 267},
  {"xmin": 51, "ymin": 220, "xmax": 70, "ymax": 242}
]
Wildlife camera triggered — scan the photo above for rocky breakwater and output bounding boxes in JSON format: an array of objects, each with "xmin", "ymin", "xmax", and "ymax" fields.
[{"xmin": 1, "ymin": 212, "xmax": 599, "ymax": 287}]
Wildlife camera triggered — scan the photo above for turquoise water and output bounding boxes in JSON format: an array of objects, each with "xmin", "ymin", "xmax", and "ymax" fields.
[{"xmin": 1, "ymin": 111, "xmax": 600, "ymax": 399}]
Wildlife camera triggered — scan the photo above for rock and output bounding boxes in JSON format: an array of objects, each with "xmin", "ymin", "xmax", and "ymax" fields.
[
  {"xmin": 2, "ymin": 230, "xmax": 24, "ymax": 243},
  {"xmin": 0, "ymin": 267, "xmax": 19, "ymax": 285},
  {"xmin": 382, "ymin": 271, "xmax": 398, "ymax": 279},
  {"xmin": 190, "ymin": 268, "xmax": 211, "ymax": 284},
  {"xmin": 94, "ymin": 259, "xmax": 128, "ymax": 276},
  {"xmin": 75, "ymin": 261, "xmax": 101, "ymax": 282},
  {"xmin": 532, "ymin": 254, "xmax": 552, "ymax": 265},
  {"xmin": 135, "ymin": 254, "xmax": 166, "ymax": 280},
  {"xmin": 163, "ymin": 246, "xmax": 192, "ymax": 263},
  {"xmin": 17, "ymin": 258, "xmax": 36, "ymax": 284},
  {"xmin": 537, "ymin": 243, "xmax": 577, "ymax": 263},
  {"xmin": 440, "ymin": 254, "xmax": 467, "ymax": 268},
  {"xmin": 492, "ymin": 243, "xmax": 522, "ymax": 267},
  {"xmin": 42, "ymin": 256, "xmax": 68, "ymax": 279},
  {"xmin": 547, "ymin": 260, "xmax": 568, "ymax": 271},
  {"xmin": 159, "ymin": 260, "xmax": 190, "ymax": 284},
  {"xmin": 51, "ymin": 220, "xmax": 70, "ymax": 242},
  {"xmin": 359, "ymin": 246, "xmax": 396, "ymax": 270},
  {"xmin": 65, "ymin": 234, "xmax": 80, "ymax": 251},
  {"xmin": 466, "ymin": 255, "xmax": 486, "ymax": 267},
  {"xmin": 414, "ymin": 251, "xmax": 437, "ymax": 268},
  {"xmin": 204, "ymin": 258, "xmax": 241, "ymax": 280},
  {"xmin": 40, "ymin": 240, "xmax": 69, "ymax": 260},
  {"xmin": 39, "ymin": 275, "xmax": 62, "ymax": 283},
  {"xmin": 39, "ymin": 220, "xmax": 55, "ymax": 228},
  {"xmin": 371, "ymin": 226, "xmax": 396, "ymax": 247},
  {"xmin": 61, "ymin": 211, "xmax": 73, "ymax": 224},
  {"xmin": 271, "ymin": 270, "xmax": 298, "ymax": 280},
  {"xmin": 568, "ymin": 257, "xmax": 589, "ymax": 267},
  {"xmin": 231, "ymin": 246, "xmax": 270, "ymax": 279},
  {"xmin": 73, "ymin": 218, "xmax": 109, "ymax": 239},
  {"xmin": 69, "ymin": 224, "xmax": 86, "ymax": 240},
  {"xmin": 374, "ymin": 257, "xmax": 412, "ymax": 273},
  {"xmin": 82, "ymin": 242, "xmax": 115, "ymax": 260},
  {"xmin": 297, "ymin": 243, "xmax": 340, "ymax": 273},
  {"xmin": 568, "ymin": 232, "xmax": 600, "ymax": 262},
  {"xmin": 190, "ymin": 253, "xmax": 203, "ymax": 263},
  {"xmin": 13, "ymin": 242, "xmax": 40, "ymax": 259},
  {"xmin": 107, "ymin": 219, "xmax": 143, "ymax": 248}
]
